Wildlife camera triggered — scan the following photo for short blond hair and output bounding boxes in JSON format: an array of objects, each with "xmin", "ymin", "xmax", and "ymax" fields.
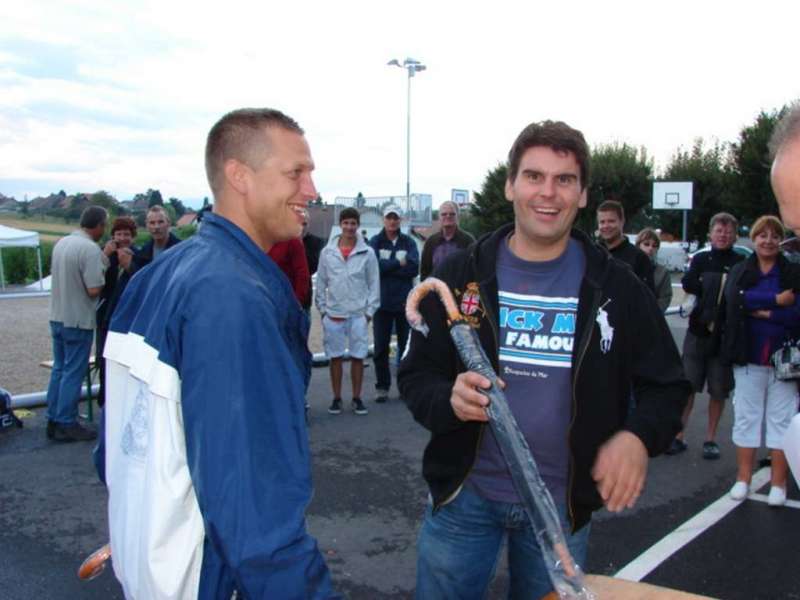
[
  {"xmin": 147, "ymin": 205, "xmax": 171, "ymax": 224},
  {"xmin": 709, "ymin": 212, "xmax": 738, "ymax": 232},
  {"xmin": 205, "ymin": 108, "xmax": 303, "ymax": 198}
]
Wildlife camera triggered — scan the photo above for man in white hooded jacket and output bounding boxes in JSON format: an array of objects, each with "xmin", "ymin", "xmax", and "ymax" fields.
[{"xmin": 316, "ymin": 207, "xmax": 380, "ymax": 415}]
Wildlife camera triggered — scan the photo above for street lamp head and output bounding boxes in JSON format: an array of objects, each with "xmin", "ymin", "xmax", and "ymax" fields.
[{"xmin": 387, "ymin": 59, "xmax": 401, "ymax": 67}]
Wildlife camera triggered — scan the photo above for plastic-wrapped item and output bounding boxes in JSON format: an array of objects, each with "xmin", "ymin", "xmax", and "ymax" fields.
[{"xmin": 407, "ymin": 278, "xmax": 595, "ymax": 599}]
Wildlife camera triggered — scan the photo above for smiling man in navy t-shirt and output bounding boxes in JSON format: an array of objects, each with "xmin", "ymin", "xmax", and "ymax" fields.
[{"xmin": 399, "ymin": 120, "xmax": 689, "ymax": 599}]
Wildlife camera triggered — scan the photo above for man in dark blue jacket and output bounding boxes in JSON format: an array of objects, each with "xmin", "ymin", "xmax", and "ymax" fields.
[
  {"xmin": 132, "ymin": 205, "xmax": 181, "ymax": 271},
  {"xmin": 674, "ymin": 213, "xmax": 743, "ymax": 459},
  {"xmin": 104, "ymin": 108, "xmax": 338, "ymax": 599},
  {"xmin": 369, "ymin": 205, "xmax": 419, "ymax": 403}
]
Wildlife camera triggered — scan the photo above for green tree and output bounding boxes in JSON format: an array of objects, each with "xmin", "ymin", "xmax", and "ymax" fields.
[
  {"xmin": 147, "ymin": 189, "xmax": 164, "ymax": 208},
  {"xmin": 661, "ymin": 139, "xmax": 736, "ymax": 242},
  {"xmin": 167, "ymin": 197, "xmax": 187, "ymax": 219},
  {"xmin": 458, "ymin": 211, "xmax": 482, "ymax": 239},
  {"xmin": 1, "ymin": 248, "xmax": 31, "ymax": 284},
  {"xmin": 64, "ymin": 200, "xmax": 84, "ymax": 221},
  {"xmin": 89, "ymin": 190, "xmax": 119, "ymax": 214},
  {"xmin": 162, "ymin": 204, "xmax": 177, "ymax": 224},
  {"xmin": 175, "ymin": 224, "xmax": 198, "ymax": 240},
  {"xmin": 580, "ymin": 143, "xmax": 653, "ymax": 234},
  {"xmin": 729, "ymin": 108, "xmax": 785, "ymax": 224},
  {"xmin": 470, "ymin": 163, "xmax": 513, "ymax": 236}
]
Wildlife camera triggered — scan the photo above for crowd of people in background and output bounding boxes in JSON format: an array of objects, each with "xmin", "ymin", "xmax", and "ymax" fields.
[{"xmin": 32, "ymin": 101, "xmax": 800, "ymax": 598}]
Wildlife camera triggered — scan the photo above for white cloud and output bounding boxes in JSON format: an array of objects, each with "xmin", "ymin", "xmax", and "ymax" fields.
[{"xmin": 1, "ymin": 0, "xmax": 799, "ymax": 206}]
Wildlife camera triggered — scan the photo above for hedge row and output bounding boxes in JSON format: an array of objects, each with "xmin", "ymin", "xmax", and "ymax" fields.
[
  {"xmin": 0, "ymin": 225, "xmax": 197, "ymax": 286},
  {"xmin": 0, "ymin": 241, "xmax": 55, "ymax": 285}
]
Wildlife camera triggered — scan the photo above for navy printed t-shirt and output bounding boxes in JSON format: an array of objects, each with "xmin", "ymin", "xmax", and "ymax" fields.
[{"xmin": 468, "ymin": 236, "xmax": 585, "ymax": 505}]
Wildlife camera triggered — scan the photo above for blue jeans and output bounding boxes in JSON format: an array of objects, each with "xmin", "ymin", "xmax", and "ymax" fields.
[
  {"xmin": 46, "ymin": 321, "xmax": 93, "ymax": 425},
  {"xmin": 93, "ymin": 407, "xmax": 106, "ymax": 484},
  {"xmin": 372, "ymin": 308, "xmax": 409, "ymax": 392},
  {"xmin": 416, "ymin": 486, "xmax": 591, "ymax": 600}
]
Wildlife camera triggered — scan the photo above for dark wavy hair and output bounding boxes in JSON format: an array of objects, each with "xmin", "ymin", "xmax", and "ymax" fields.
[
  {"xmin": 507, "ymin": 120, "xmax": 590, "ymax": 189},
  {"xmin": 111, "ymin": 216, "xmax": 137, "ymax": 238}
]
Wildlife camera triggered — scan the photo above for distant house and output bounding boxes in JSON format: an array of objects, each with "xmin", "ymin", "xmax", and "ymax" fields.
[
  {"xmin": 176, "ymin": 212, "xmax": 198, "ymax": 227},
  {"xmin": 120, "ymin": 196, "xmax": 150, "ymax": 212},
  {"xmin": 0, "ymin": 194, "xmax": 18, "ymax": 212},
  {"xmin": 29, "ymin": 193, "xmax": 68, "ymax": 212}
]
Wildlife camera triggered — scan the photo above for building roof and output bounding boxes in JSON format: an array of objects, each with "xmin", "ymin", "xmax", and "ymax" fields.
[{"xmin": 176, "ymin": 212, "xmax": 197, "ymax": 227}]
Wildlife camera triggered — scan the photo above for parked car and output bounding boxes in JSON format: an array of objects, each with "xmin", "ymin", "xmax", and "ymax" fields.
[
  {"xmin": 683, "ymin": 244, "xmax": 754, "ymax": 272},
  {"xmin": 781, "ymin": 237, "xmax": 800, "ymax": 264},
  {"xmin": 656, "ymin": 242, "xmax": 688, "ymax": 272}
]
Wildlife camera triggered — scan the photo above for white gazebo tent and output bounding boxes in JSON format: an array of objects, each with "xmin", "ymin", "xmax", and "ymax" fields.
[{"xmin": 0, "ymin": 224, "xmax": 43, "ymax": 290}]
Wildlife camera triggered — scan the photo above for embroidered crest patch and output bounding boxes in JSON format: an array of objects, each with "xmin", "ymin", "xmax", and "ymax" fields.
[
  {"xmin": 460, "ymin": 282, "xmax": 481, "ymax": 316},
  {"xmin": 453, "ymin": 282, "xmax": 485, "ymax": 328}
]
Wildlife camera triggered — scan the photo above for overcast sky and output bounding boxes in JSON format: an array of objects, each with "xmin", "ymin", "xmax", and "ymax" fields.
[{"xmin": 1, "ymin": 0, "xmax": 798, "ymax": 209}]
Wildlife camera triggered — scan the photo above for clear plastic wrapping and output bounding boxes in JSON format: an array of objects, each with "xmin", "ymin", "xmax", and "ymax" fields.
[
  {"xmin": 449, "ymin": 323, "xmax": 594, "ymax": 599},
  {"xmin": 406, "ymin": 277, "xmax": 593, "ymax": 598}
]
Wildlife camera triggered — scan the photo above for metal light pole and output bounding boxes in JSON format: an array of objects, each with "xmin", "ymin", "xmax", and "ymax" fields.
[{"xmin": 387, "ymin": 57, "xmax": 426, "ymax": 210}]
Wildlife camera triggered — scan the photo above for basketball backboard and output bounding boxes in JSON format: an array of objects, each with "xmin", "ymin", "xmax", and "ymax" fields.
[{"xmin": 653, "ymin": 182, "xmax": 693, "ymax": 210}]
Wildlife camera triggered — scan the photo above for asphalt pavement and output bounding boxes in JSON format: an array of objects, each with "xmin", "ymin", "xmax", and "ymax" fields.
[{"xmin": 1, "ymin": 314, "xmax": 798, "ymax": 599}]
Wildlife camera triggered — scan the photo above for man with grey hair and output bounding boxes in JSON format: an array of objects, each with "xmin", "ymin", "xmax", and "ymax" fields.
[
  {"xmin": 103, "ymin": 108, "xmax": 337, "ymax": 598},
  {"xmin": 132, "ymin": 205, "xmax": 181, "ymax": 271},
  {"xmin": 46, "ymin": 205, "xmax": 108, "ymax": 442},
  {"xmin": 420, "ymin": 200, "xmax": 475, "ymax": 280},
  {"xmin": 671, "ymin": 212, "xmax": 744, "ymax": 458},
  {"xmin": 770, "ymin": 101, "xmax": 800, "ymax": 235}
]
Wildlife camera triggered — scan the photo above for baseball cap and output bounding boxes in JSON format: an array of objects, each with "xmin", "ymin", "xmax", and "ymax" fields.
[{"xmin": 383, "ymin": 205, "xmax": 403, "ymax": 218}]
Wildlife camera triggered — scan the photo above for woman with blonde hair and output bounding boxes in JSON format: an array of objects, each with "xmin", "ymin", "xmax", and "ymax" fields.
[
  {"xmin": 635, "ymin": 228, "xmax": 672, "ymax": 313},
  {"xmin": 720, "ymin": 215, "xmax": 800, "ymax": 506}
]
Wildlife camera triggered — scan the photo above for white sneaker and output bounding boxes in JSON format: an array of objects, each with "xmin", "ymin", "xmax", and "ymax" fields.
[
  {"xmin": 768, "ymin": 486, "xmax": 787, "ymax": 507},
  {"xmin": 729, "ymin": 481, "xmax": 749, "ymax": 501}
]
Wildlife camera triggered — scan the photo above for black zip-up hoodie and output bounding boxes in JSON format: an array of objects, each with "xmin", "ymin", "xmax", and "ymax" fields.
[
  {"xmin": 681, "ymin": 247, "xmax": 744, "ymax": 338},
  {"xmin": 398, "ymin": 224, "xmax": 689, "ymax": 531}
]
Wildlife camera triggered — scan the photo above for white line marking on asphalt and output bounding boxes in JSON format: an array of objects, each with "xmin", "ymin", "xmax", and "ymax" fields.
[
  {"xmin": 614, "ymin": 467, "xmax": 772, "ymax": 582},
  {"xmin": 748, "ymin": 494, "xmax": 800, "ymax": 509}
]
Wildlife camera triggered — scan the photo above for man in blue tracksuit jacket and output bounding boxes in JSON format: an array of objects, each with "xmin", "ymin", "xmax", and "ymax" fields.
[
  {"xmin": 104, "ymin": 108, "xmax": 338, "ymax": 599},
  {"xmin": 369, "ymin": 205, "xmax": 420, "ymax": 403}
]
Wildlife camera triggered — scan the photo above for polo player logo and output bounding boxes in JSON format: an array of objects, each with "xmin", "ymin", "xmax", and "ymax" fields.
[
  {"xmin": 596, "ymin": 299, "xmax": 614, "ymax": 354},
  {"xmin": 460, "ymin": 282, "xmax": 481, "ymax": 316}
]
